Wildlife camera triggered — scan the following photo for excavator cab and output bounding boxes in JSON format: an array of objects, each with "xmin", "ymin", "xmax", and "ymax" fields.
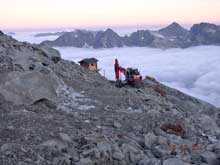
[{"xmin": 126, "ymin": 68, "xmax": 142, "ymax": 88}]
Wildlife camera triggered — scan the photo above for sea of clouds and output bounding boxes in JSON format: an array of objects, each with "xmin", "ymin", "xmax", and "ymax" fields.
[{"xmin": 8, "ymin": 29, "xmax": 220, "ymax": 107}]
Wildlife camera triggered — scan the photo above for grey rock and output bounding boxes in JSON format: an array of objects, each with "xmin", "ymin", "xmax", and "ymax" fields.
[
  {"xmin": 151, "ymin": 144, "xmax": 171, "ymax": 158},
  {"xmin": 144, "ymin": 132, "xmax": 157, "ymax": 149},
  {"xmin": 81, "ymin": 148, "xmax": 97, "ymax": 158},
  {"xmin": 76, "ymin": 158, "xmax": 93, "ymax": 165},
  {"xmin": 139, "ymin": 158, "xmax": 161, "ymax": 165},
  {"xmin": 40, "ymin": 140, "xmax": 66, "ymax": 151},
  {"xmin": 113, "ymin": 151, "xmax": 124, "ymax": 161},
  {"xmin": 0, "ymin": 55, "xmax": 13, "ymax": 73},
  {"xmin": 97, "ymin": 141, "xmax": 112, "ymax": 153},
  {"xmin": 163, "ymin": 158, "xmax": 190, "ymax": 165},
  {"xmin": 36, "ymin": 45, "xmax": 61, "ymax": 63},
  {"xmin": 0, "ymin": 143, "xmax": 10, "ymax": 152},
  {"xmin": 113, "ymin": 122, "xmax": 122, "ymax": 129},
  {"xmin": 199, "ymin": 151, "xmax": 219, "ymax": 164},
  {"xmin": 58, "ymin": 133, "xmax": 72, "ymax": 143},
  {"xmin": 198, "ymin": 115, "xmax": 220, "ymax": 136},
  {"xmin": 191, "ymin": 154, "xmax": 203, "ymax": 164},
  {"xmin": 0, "ymin": 71, "xmax": 60, "ymax": 105}
]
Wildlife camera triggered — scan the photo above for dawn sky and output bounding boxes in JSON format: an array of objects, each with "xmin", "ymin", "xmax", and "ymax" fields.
[{"xmin": 1, "ymin": 0, "xmax": 220, "ymax": 29}]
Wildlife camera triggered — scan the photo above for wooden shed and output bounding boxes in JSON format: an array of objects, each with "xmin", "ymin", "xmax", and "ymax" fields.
[{"xmin": 78, "ymin": 58, "xmax": 98, "ymax": 71}]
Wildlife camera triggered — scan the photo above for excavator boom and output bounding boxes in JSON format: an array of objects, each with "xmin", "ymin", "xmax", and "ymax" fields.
[{"xmin": 114, "ymin": 59, "xmax": 126, "ymax": 80}]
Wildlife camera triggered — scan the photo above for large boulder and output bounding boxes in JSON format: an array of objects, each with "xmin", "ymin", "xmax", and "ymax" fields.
[
  {"xmin": 0, "ymin": 34, "xmax": 63, "ymax": 106},
  {"xmin": 0, "ymin": 71, "xmax": 61, "ymax": 105},
  {"xmin": 34, "ymin": 45, "xmax": 61, "ymax": 63}
]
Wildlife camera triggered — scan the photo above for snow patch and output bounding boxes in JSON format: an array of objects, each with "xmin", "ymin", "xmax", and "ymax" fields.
[
  {"xmin": 56, "ymin": 85, "xmax": 96, "ymax": 112},
  {"xmin": 150, "ymin": 31, "xmax": 165, "ymax": 38}
]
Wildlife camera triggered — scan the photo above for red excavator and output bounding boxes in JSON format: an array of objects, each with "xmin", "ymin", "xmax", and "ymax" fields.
[{"xmin": 114, "ymin": 59, "xmax": 142, "ymax": 88}]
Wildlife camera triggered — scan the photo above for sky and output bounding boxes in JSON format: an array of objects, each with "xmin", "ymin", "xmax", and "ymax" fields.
[{"xmin": 0, "ymin": 0, "xmax": 220, "ymax": 29}]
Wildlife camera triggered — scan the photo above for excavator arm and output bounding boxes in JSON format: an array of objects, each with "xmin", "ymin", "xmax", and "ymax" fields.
[{"xmin": 114, "ymin": 59, "xmax": 126, "ymax": 80}]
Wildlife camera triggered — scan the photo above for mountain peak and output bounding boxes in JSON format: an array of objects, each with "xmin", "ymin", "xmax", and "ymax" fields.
[
  {"xmin": 163, "ymin": 22, "xmax": 184, "ymax": 30},
  {"xmin": 170, "ymin": 22, "xmax": 181, "ymax": 27},
  {"xmin": 159, "ymin": 22, "xmax": 188, "ymax": 37},
  {"xmin": 105, "ymin": 28, "xmax": 116, "ymax": 34}
]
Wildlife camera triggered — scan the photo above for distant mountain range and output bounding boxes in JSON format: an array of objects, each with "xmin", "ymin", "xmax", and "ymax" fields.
[
  {"xmin": 34, "ymin": 32, "xmax": 65, "ymax": 37},
  {"xmin": 41, "ymin": 22, "xmax": 220, "ymax": 49}
]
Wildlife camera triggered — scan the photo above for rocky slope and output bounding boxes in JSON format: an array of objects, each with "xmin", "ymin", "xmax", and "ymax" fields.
[
  {"xmin": 0, "ymin": 32, "xmax": 220, "ymax": 165},
  {"xmin": 41, "ymin": 22, "xmax": 220, "ymax": 49}
]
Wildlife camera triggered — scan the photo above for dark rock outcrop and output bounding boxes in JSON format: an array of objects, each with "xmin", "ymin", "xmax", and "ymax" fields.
[
  {"xmin": 189, "ymin": 22, "xmax": 220, "ymax": 46},
  {"xmin": 123, "ymin": 30, "xmax": 154, "ymax": 47},
  {"xmin": 0, "ymin": 32, "xmax": 220, "ymax": 165},
  {"xmin": 93, "ymin": 28, "xmax": 123, "ymax": 48},
  {"xmin": 0, "ymin": 31, "xmax": 4, "ymax": 35}
]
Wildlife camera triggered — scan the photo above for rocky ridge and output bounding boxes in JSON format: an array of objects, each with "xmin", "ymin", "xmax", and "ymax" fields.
[
  {"xmin": 0, "ymin": 31, "xmax": 220, "ymax": 165},
  {"xmin": 34, "ymin": 32, "xmax": 65, "ymax": 37},
  {"xmin": 41, "ymin": 22, "xmax": 220, "ymax": 49}
]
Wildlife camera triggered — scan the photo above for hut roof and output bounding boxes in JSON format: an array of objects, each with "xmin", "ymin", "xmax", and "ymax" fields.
[{"xmin": 78, "ymin": 58, "xmax": 98, "ymax": 64}]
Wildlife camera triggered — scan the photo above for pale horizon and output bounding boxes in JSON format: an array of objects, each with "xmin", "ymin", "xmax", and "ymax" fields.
[{"xmin": 1, "ymin": 0, "xmax": 220, "ymax": 30}]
